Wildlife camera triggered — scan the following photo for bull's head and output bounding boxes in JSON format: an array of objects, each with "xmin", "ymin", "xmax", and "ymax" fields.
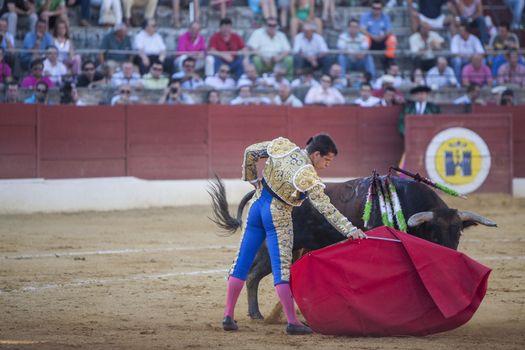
[{"xmin": 407, "ymin": 209, "xmax": 497, "ymax": 250}]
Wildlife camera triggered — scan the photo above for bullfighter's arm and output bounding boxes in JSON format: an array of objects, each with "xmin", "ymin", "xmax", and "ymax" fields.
[
  {"xmin": 308, "ymin": 184, "xmax": 358, "ymax": 238},
  {"xmin": 241, "ymin": 141, "xmax": 270, "ymax": 182}
]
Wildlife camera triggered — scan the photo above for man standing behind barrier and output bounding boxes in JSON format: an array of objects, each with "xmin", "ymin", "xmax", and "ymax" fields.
[{"xmin": 222, "ymin": 134, "xmax": 365, "ymax": 335}]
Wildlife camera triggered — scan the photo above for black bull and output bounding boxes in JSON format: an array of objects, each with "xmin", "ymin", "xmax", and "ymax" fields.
[{"xmin": 209, "ymin": 175, "xmax": 497, "ymax": 320}]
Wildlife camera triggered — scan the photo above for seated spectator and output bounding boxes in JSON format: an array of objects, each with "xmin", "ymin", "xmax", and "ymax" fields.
[
  {"xmin": 175, "ymin": 21, "xmax": 208, "ymax": 74},
  {"xmin": 0, "ymin": 18, "xmax": 15, "ymax": 52},
  {"xmin": 52, "ymin": 19, "xmax": 81, "ymax": 76},
  {"xmin": 488, "ymin": 21, "xmax": 522, "ymax": 76},
  {"xmin": 60, "ymin": 82, "xmax": 86, "ymax": 105},
  {"xmin": 337, "ymin": 18, "xmax": 375, "ymax": 79},
  {"xmin": 373, "ymin": 63, "xmax": 405, "ymax": 89},
  {"xmin": 399, "ymin": 85, "xmax": 440, "ymax": 135},
  {"xmin": 407, "ymin": 0, "xmax": 454, "ymax": 32},
  {"xmin": 204, "ymin": 64, "xmax": 235, "ymax": 90},
  {"xmin": 172, "ymin": 0, "xmax": 200, "ymax": 28},
  {"xmin": 207, "ymin": 18, "xmax": 246, "ymax": 80},
  {"xmin": 450, "ymin": 0, "xmax": 489, "ymax": 44},
  {"xmin": 122, "ymin": 0, "xmax": 158, "ymax": 26},
  {"xmin": 111, "ymin": 61, "xmax": 143, "ymax": 88},
  {"xmin": 247, "ymin": 17, "xmax": 293, "ymax": 78},
  {"xmin": 292, "ymin": 21, "xmax": 329, "ymax": 75},
  {"xmin": 499, "ymin": 88, "xmax": 515, "ymax": 105},
  {"xmin": 372, "ymin": 75, "xmax": 405, "ymax": 104},
  {"xmin": 22, "ymin": 59, "xmax": 53, "ymax": 88},
  {"xmin": 133, "ymin": 18, "xmax": 167, "ymax": 75},
  {"xmin": 503, "ymin": 0, "xmax": 524, "ymax": 30},
  {"xmin": 237, "ymin": 63, "xmax": 263, "ymax": 88},
  {"xmin": 143, "ymin": 60, "xmax": 169, "ymax": 89},
  {"xmin": 305, "ymin": 74, "xmax": 345, "ymax": 106},
  {"xmin": 426, "ymin": 56, "xmax": 459, "ymax": 89},
  {"xmin": 230, "ymin": 84, "xmax": 271, "ymax": 105},
  {"xmin": 328, "ymin": 63, "xmax": 347, "ymax": 89},
  {"xmin": 207, "ymin": 89, "xmax": 221, "ymax": 105},
  {"xmin": 159, "ymin": 78, "xmax": 194, "ymax": 104},
  {"xmin": 37, "ymin": 0, "xmax": 68, "ymax": 30},
  {"xmin": 273, "ymin": 82, "xmax": 303, "ymax": 107},
  {"xmin": 408, "ymin": 67, "xmax": 426, "ymax": 88},
  {"xmin": 380, "ymin": 85, "xmax": 402, "ymax": 106},
  {"xmin": 0, "ymin": 0, "xmax": 37, "ymax": 37},
  {"xmin": 0, "ymin": 47, "xmax": 12, "ymax": 83},
  {"xmin": 454, "ymin": 82, "xmax": 485, "ymax": 105},
  {"xmin": 262, "ymin": 63, "xmax": 290, "ymax": 88},
  {"xmin": 24, "ymin": 80, "xmax": 50, "ymax": 104},
  {"xmin": 497, "ymin": 49, "xmax": 525, "ymax": 87},
  {"xmin": 354, "ymin": 82, "xmax": 380, "ymax": 107},
  {"xmin": 76, "ymin": 60, "xmax": 105, "ymax": 87},
  {"xmin": 291, "ymin": 68, "xmax": 319, "ymax": 87},
  {"xmin": 171, "ymin": 57, "xmax": 204, "ymax": 89},
  {"xmin": 96, "ymin": 0, "xmax": 123, "ymax": 26},
  {"xmin": 99, "ymin": 23, "xmax": 133, "ymax": 66},
  {"xmin": 290, "ymin": 0, "xmax": 322, "ymax": 38},
  {"xmin": 111, "ymin": 83, "xmax": 138, "ymax": 105},
  {"xmin": 408, "ymin": 22, "xmax": 444, "ymax": 72},
  {"xmin": 21, "ymin": 19, "xmax": 54, "ymax": 70},
  {"xmin": 450, "ymin": 20, "xmax": 485, "ymax": 82},
  {"xmin": 43, "ymin": 45, "xmax": 67, "ymax": 86},
  {"xmin": 461, "ymin": 53, "xmax": 492, "ymax": 87},
  {"xmin": 4, "ymin": 79, "xmax": 19, "ymax": 103},
  {"xmin": 360, "ymin": 0, "xmax": 397, "ymax": 69}
]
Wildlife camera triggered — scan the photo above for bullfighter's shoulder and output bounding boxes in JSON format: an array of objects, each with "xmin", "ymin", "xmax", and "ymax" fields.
[
  {"xmin": 267, "ymin": 137, "xmax": 299, "ymax": 158},
  {"xmin": 293, "ymin": 164, "xmax": 325, "ymax": 192}
]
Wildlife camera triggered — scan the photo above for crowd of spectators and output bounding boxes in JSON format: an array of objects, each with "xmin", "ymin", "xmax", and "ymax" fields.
[{"xmin": 0, "ymin": 0, "xmax": 524, "ymax": 107}]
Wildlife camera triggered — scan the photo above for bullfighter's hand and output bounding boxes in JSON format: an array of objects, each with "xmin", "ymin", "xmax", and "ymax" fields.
[{"xmin": 348, "ymin": 228, "xmax": 366, "ymax": 240}]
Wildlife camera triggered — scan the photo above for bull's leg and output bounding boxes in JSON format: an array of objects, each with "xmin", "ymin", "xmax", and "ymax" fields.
[{"xmin": 246, "ymin": 246, "xmax": 272, "ymax": 320}]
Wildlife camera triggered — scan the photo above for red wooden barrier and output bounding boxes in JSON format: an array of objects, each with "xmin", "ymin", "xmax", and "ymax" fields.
[
  {"xmin": 472, "ymin": 105, "xmax": 525, "ymax": 177},
  {"xmin": 404, "ymin": 114, "xmax": 513, "ymax": 193},
  {"xmin": 0, "ymin": 104, "xmax": 37, "ymax": 178}
]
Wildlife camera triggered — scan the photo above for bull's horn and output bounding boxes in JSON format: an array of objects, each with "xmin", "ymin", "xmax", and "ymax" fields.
[
  {"xmin": 407, "ymin": 211, "xmax": 434, "ymax": 227},
  {"xmin": 458, "ymin": 211, "xmax": 498, "ymax": 227}
]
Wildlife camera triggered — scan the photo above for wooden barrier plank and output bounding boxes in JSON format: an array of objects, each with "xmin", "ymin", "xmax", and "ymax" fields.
[
  {"xmin": 405, "ymin": 114, "xmax": 512, "ymax": 193},
  {"xmin": 209, "ymin": 105, "xmax": 288, "ymax": 178},
  {"xmin": 0, "ymin": 104, "xmax": 37, "ymax": 178},
  {"xmin": 39, "ymin": 105, "xmax": 126, "ymax": 159},
  {"xmin": 40, "ymin": 159, "xmax": 126, "ymax": 178},
  {"xmin": 127, "ymin": 105, "xmax": 209, "ymax": 179}
]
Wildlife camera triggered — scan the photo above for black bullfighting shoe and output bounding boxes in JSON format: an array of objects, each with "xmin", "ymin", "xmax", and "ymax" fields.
[
  {"xmin": 286, "ymin": 323, "xmax": 313, "ymax": 335},
  {"xmin": 222, "ymin": 316, "xmax": 238, "ymax": 331}
]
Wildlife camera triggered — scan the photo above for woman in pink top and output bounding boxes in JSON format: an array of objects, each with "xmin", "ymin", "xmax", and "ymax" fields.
[
  {"xmin": 175, "ymin": 21, "xmax": 207, "ymax": 72},
  {"xmin": 452, "ymin": 0, "xmax": 488, "ymax": 44}
]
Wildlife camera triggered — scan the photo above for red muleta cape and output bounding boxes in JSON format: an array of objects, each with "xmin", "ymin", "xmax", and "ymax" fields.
[{"xmin": 290, "ymin": 226, "xmax": 491, "ymax": 336}]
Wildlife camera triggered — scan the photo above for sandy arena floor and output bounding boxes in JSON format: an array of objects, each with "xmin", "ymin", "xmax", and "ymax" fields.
[{"xmin": 0, "ymin": 193, "xmax": 524, "ymax": 349}]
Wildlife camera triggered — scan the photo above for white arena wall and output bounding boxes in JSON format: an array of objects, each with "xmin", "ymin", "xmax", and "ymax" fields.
[{"xmin": 0, "ymin": 177, "xmax": 523, "ymax": 214}]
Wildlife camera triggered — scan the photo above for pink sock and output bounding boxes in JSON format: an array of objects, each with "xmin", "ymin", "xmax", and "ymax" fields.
[
  {"xmin": 275, "ymin": 283, "xmax": 301, "ymax": 326},
  {"xmin": 224, "ymin": 276, "xmax": 245, "ymax": 318}
]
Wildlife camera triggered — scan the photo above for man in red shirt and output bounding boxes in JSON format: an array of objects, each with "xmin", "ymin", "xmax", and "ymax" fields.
[{"xmin": 208, "ymin": 17, "xmax": 247, "ymax": 80}]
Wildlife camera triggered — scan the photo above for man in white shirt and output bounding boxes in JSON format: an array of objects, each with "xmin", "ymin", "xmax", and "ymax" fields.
[
  {"xmin": 337, "ymin": 18, "xmax": 376, "ymax": 79},
  {"xmin": 171, "ymin": 57, "xmax": 204, "ymax": 90},
  {"xmin": 291, "ymin": 69, "xmax": 319, "ymax": 88},
  {"xmin": 262, "ymin": 63, "xmax": 290, "ymax": 89},
  {"xmin": 273, "ymin": 83, "xmax": 303, "ymax": 107},
  {"xmin": 237, "ymin": 63, "xmax": 263, "ymax": 88},
  {"xmin": 354, "ymin": 82, "xmax": 381, "ymax": 107},
  {"xmin": 426, "ymin": 56, "xmax": 459, "ymax": 89},
  {"xmin": 409, "ymin": 22, "xmax": 444, "ymax": 71},
  {"xmin": 450, "ymin": 20, "xmax": 485, "ymax": 82},
  {"xmin": 304, "ymin": 74, "xmax": 346, "ymax": 106},
  {"xmin": 43, "ymin": 45, "xmax": 67, "ymax": 86},
  {"xmin": 292, "ymin": 21, "xmax": 329, "ymax": 74},
  {"xmin": 204, "ymin": 64, "xmax": 236, "ymax": 90},
  {"xmin": 230, "ymin": 84, "xmax": 271, "ymax": 105},
  {"xmin": 111, "ymin": 61, "xmax": 143, "ymax": 88},
  {"xmin": 247, "ymin": 17, "xmax": 292, "ymax": 78},
  {"xmin": 133, "ymin": 18, "xmax": 166, "ymax": 75}
]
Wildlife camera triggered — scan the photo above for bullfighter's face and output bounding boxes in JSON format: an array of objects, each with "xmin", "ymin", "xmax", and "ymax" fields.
[{"xmin": 310, "ymin": 151, "xmax": 336, "ymax": 171}]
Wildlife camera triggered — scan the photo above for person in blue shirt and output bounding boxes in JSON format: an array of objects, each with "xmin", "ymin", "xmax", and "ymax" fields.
[
  {"xmin": 360, "ymin": 0, "xmax": 396, "ymax": 69},
  {"xmin": 24, "ymin": 80, "xmax": 51, "ymax": 104},
  {"xmin": 21, "ymin": 18, "xmax": 53, "ymax": 70}
]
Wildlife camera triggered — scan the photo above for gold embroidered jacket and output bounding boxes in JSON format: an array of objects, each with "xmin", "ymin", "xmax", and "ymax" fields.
[{"xmin": 241, "ymin": 137, "xmax": 357, "ymax": 237}]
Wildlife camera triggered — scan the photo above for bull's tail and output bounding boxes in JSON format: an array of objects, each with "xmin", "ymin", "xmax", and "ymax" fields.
[{"xmin": 208, "ymin": 176, "xmax": 255, "ymax": 235}]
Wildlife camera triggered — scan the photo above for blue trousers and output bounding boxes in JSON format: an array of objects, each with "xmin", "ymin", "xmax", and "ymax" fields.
[{"xmin": 229, "ymin": 188, "xmax": 294, "ymax": 285}]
